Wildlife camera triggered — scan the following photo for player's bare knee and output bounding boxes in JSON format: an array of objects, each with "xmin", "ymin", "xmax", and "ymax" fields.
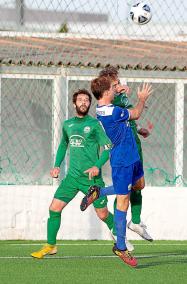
[
  {"xmin": 116, "ymin": 194, "xmax": 129, "ymax": 211},
  {"xmin": 132, "ymin": 176, "xmax": 145, "ymax": 190},
  {"xmin": 95, "ymin": 208, "xmax": 108, "ymax": 221},
  {"xmin": 139, "ymin": 179, "xmax": 145, "ymax": 189},
  {"xmin": 139, "ymin": 183, "xmax": 145, "ymax": 190},
  {"xmin": 49, "ymin": 198, "xmax": 67, "ymax": 212}
]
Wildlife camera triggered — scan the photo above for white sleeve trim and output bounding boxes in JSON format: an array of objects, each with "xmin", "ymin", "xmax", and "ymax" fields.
[{"xmin": 128, "ymin": 110, "xmax": 130, "ymax": 120}]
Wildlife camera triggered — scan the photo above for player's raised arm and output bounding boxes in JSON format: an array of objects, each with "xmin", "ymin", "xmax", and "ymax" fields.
[{"xmin": 129, "ymin": 83, "xmax": 153, "ymax": 120}]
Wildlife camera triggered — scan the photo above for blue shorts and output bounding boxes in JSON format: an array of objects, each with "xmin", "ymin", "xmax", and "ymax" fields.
[{"xmin": 112, "ymin": 160, "xmax": 144, "ymax": 195}]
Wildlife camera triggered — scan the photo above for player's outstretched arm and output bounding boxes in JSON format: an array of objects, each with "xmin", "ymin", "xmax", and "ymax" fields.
[{"xmin": 129, "ymin": 83, "xmax": 153, "ymax": 120}]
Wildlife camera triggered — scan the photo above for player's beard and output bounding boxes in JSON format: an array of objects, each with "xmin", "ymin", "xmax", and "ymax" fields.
[{"xmin": 76, "ymin": 104, "xmax": 90, "ymax": 116}]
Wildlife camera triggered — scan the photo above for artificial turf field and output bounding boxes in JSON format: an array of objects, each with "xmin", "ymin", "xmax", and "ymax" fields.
[{"xmin": 0, "ymin": 240, "xmax": 187, "ymax": 284}]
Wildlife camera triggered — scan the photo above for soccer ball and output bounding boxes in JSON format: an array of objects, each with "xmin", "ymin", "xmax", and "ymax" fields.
[{"xmin": 130, "ymin": 2, "xmax": 152, "ymax": 25}]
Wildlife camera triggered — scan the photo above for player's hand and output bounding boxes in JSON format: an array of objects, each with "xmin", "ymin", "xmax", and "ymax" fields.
[
  {"xmin": 137, "ymin": 83, "xmax": 153, "ymax": 102},
  {"xmin": 116, "ymin": 84, "xmax": 131, "ymax": 95},
  {"xmin": 138, "ymin": 128, "xmax": 150, "ymax": 138},
  {"xmin": 138, "ymin": 120, "xmax": 154, "ymax": 138},
  {"xmin": 50, "ymin": 167, "xmax": 60, "ymax": 178},
  {"xmin": 84, "ymin": 166, "xmax": 99, "ymax": 180}
]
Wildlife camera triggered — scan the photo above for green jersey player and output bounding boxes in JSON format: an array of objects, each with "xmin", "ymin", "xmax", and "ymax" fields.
[
  {"xmin": 31, "ymin": 89, "xmax": 114, "ymax": 259},
  {"xmin": 99, "ymin": 67, "xmax": 153, "ymax": 243}
]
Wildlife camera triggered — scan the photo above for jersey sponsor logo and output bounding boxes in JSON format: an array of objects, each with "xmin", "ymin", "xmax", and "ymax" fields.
[
  {"xmin": 96, "ymin": 110, "xmax": 105, "ymax": 116},
  {"xmin": 84, "ymin": 126, "xmax": 91, "ymax": 133},
  {"xmin": 96, "ymin": 105, "xmax": 114, "ymax": 116},
  {"xmin": 69, "ymin": 135, "xmax": 85, "ymax": 147}
]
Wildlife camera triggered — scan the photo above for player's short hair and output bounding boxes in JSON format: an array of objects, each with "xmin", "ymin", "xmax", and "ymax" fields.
[
  {"xmin": 91, "ymin": 76, "xmax": 112, "ymax": 100},
  {"xmin": 99, "ymin": 66, "xmax": 119, "ymax": 80},
  {"xmin": 72, "ymin": 89, "xmax": 92, "ymax": 104}
]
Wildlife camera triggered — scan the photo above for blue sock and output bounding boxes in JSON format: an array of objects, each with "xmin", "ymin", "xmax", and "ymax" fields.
[
  {"xmin": 114, "ymin": 208, "xmax": 127, "ymax": 251},
  {"xmin": 99, "ymin": 185, "xmax": 115, "ymax": 197}
]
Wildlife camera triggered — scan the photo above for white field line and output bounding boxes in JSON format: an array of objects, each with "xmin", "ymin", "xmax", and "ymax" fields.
[
  {"xmin": 0, "ymin": 254, "xmax": 187, "ymax": 260},
  {"xmin": 6, "ymin": 243, "xmax": 187, "ymax": 246}
]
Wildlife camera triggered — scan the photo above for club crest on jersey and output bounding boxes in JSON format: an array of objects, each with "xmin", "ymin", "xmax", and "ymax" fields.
[
  {"xmin": 84, "ymin": 126, "xmax": 91, "ymax": 133},
  {"xmin": 104, "ymin": 144, "xmax": 112, "ymax": 150},
  {"xmin": 121, "ymin": 111, "xmax": 125, "ymax": 117},
  {"xmin": 69, "ymin": 135, "xmax": 85, "ymax": 147}
]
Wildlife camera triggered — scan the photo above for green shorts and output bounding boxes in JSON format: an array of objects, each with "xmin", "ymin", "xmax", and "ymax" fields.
[{"xmin": 54, "ymin": 174, "xmax": 108, "ymax": 209}]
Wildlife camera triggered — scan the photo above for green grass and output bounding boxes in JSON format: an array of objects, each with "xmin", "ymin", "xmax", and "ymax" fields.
[{"xmin": 0, "ymin": 240, "xmax": 187, "ymax": 284}]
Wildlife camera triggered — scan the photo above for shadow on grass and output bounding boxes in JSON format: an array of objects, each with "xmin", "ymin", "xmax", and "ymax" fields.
[
  {"xmin": 136, "ymin": 251, "xmax": 187, "ymax": 269},
  {"xmin": 137, "ymin": 249, "xmax": 187, "ymax": 259}
]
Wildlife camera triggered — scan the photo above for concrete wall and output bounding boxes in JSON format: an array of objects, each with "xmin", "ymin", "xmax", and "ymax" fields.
[{"xmin": 0, "ymin": 186, "xmax": 186, "ymax": 240}]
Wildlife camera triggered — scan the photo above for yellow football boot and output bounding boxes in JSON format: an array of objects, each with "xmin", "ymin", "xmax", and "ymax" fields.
[{"xmin": 31, "ymin": 244, "xmax": 57, "ymax": 259}]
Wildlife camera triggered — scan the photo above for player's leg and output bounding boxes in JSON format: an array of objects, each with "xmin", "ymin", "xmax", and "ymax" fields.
[
  {"xmin": 31, "ymin": 198, "xmax": 67, "ymax": 259},
  {"xmin": 47, "ymin": 198, "xmax": 67, "ymax": 246},
  {"xmin": 130, "ymin": 147, "xmax": 143, "ymax": 224},
  {"xmin": 114, "ymin": 193, "xmax": 129, "ymax": 250},
  {"xmin": 94, "ymin": 206, "xmax": 114, "ymax": 231},
  {"xmin": 113, "ymin": 197, "xmax": 134, "ymax": 252},
  {"xmin": 80, "ymin": 183, "xmax": 115, "ymax": 211},
  {"xmin": 80, "ymin": 178, "xmax": 114, "ymax": 231},
  {"xmin": 113, "ymin": 194, "xmax": 137, "ymax": 267},
  {"xmin": 127, "ymin": 160, "xmax": 153, "ymax": 241},
  {"xmin": 112, "ymin": 166, "xmax": 137, "ymax": 267},
  {"xmin": 130, "ymin": 149, "xmax": 153, "ymax": 237},
  {"xmin": 91, "ymin": 186, "xmax": 134, "ymax": 252},
  {"xmin": 130, "ymin": 189, "xmax": 142, "ymax": 224},
  {"xmin": 132, "ymin": 175, "xmax": 145, "ymax": 190},
  {"xmin": 31, "ymin": 175, "xmax": 78, "ymax": 259}
]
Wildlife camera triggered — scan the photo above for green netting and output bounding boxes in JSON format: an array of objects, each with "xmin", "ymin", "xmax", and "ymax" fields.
[
  {"xmin": 1, "ymin": 76, "xmax": 186, "ymax": 186},
  {"xmin": 68, "ymin": 79, "xmax": 186, "ymax": 187},
  {"xmin": 1, "ymin": 78, "xmax": 53, "ymax": 184},
  {"xmin": 0, "ymin": 1, "xmax": 187, "ymax": 186}
]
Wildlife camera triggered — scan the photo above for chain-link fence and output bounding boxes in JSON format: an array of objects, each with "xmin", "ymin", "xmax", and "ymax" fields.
[{"xmin": 0, "ymin": 1, "xmax": 187, "ymax": 186}]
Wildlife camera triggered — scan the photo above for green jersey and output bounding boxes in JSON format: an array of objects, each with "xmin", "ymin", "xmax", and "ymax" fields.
[
  {"xmin": 113, "ymin": 93, "xmax": 143, "ymax": 161},
  {"xmin": 54, "ymin": 115, "xmax": 112, "ymax": 178}
]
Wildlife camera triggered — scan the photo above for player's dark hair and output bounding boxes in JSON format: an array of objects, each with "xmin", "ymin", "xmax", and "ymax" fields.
[
  {"xmin": 72, "ymin": 89, "xmax": 92, "ymax": 104},
  {"xmin": 99, "ymin": 66, "xmax": 119, "ymax": 80},
  {"xmin": 91, "ymin": 76, "xmax": 112, "ymax": 100}
]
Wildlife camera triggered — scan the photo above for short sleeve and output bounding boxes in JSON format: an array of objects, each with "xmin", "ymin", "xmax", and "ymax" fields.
[{"xmin": 112, "ymin": 106, "xmax": 130, "ymax": 122}]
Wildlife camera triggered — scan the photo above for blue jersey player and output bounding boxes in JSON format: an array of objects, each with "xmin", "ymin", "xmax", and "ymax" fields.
[{"xmin": 80, "ymin": 76, "xmax": 153, "ymax": 267}]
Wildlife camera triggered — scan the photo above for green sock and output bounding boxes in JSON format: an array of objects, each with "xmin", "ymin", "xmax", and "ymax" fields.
[
  {"xmin": 47, "ymin": 210, "xmax": 61, "ymax": 245},
  {"xmin": 130, "ymin": 190, "xmax": 142, "ymax": 224},
  {"xmin": 103, "ymin": 212, "xmax": 114, "ymax": 230}
]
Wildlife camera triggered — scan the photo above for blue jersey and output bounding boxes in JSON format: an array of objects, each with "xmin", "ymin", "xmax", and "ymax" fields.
[{"xmin": 96, "ymin": 104, "xmax": 140, "ymax": 167}]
